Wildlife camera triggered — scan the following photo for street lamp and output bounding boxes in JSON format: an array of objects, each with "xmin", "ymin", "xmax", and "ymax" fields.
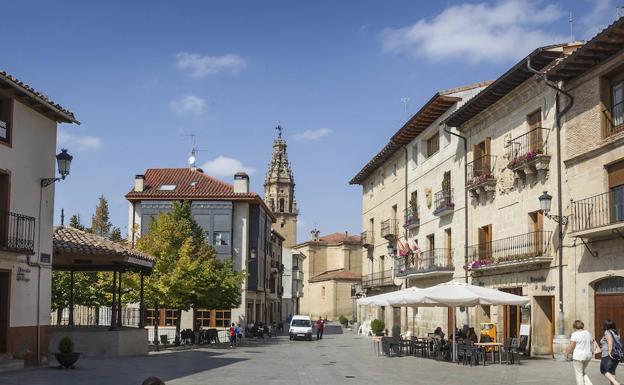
[
  {"xmin": 41, "ymin": 149, "xmax": 73, "ymax": 187},
  {"xmin": 538, "ymin": 191, "xmax": 568, "ymax": 225}
]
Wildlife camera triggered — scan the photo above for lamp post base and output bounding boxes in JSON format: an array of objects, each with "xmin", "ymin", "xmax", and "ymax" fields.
[{"xmin": 553, "ymin": 334, "xmax": 570, "ymax": 362}]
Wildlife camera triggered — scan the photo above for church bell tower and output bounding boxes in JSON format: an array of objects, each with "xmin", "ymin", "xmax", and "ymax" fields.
[{"xmin": 264, "ymin": 126, "xmax": 298, "ymax": 248}]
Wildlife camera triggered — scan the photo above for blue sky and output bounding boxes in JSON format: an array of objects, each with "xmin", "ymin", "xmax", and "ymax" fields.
[{"xmin": 0, "ymin": 0, "xmax": 618, "ymax": 241}]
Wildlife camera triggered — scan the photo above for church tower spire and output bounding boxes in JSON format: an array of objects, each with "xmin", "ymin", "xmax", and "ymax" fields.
[{"xmin": 264, "ymin": 125, "xmax": 298, "ymax": 248}]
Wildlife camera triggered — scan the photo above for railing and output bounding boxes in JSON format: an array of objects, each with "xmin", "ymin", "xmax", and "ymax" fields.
[
  {"xmin": 433, "ymin": 189, "xmax": 454, "ymax": 213},
  {"xmin": 395, "ymin": 248, "xmax": 453, "ymax": 278},
  {"xmin": 52, "ymin": 306, "xmax": 141, "ymax": 327},
  {"xmin": 505, "ymin": 127, "xmax": 549, "ymax": 166},
  {"xmin": 0, "ymin": 210, "xmax": 36, "ymax": 254},
  {"xmin": 466, "ymin": 231, "xmax": 552, "ymax": 270},
  {"xmin": 603, "ymin": 102, "xmax": 624, "ymax": 138},
  {"xmin": 467, "ymin": 156, "xmax": 495, "ymax": 186},
  {"xmin": 380, "ymin": 219, "xmax": 399, "ymax": 239},
  {"xmin": 571, "ymin": 187, "xmax": 624, "ymax": 232},
  {"xmin": 361, "ymin": 230, "xmax": 374, "ymax": 246},
  {"xmin": 362, "ymin": 269, "xmax": 395, "ymax": 288},
  {"xmin": 403, "ymin": 208, "xmax": 420, "ymax": 228}
]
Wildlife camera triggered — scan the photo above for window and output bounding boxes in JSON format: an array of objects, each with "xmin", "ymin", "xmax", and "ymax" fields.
[
  {"xmin": 279, "ymin": 198, "xmax": 284, "ymax": 212},
  {"xmin": 380, "ymin": 172, "xmax": 385, "ymax": 186},
  {"xmin": 195, "ymin": 309, "xmax": 212, "ymax": 327},
  {"xmin": 164, "ymin": 309, "xmax": 178, "ymax": 326},
  {"xmin": 411, "ymin": 144, "xmax": 418, "ymax": 167},
  {"xmin": 158, "ymin": 184, "xmax": 176, "ymax": 191},
  {"xmin": 145, "ymin": 308, "xmax": 179, "ymax": 327},
  {"xmin": 0, "ymin": 99, "xmax": 12, "ymax": 145},
  {"xmin": 145, "ymin": 309, "xmax": 158, "ymax": 326},
  {"xmin": 369, "ymin": 181, "xmax": 374, "ymax": 195},
  {"xmin": 392, "ymin": 163, "xmax": 398, "ymax": 177},
  {"xmin": 215, "ymin": 310, "xmax": 231, "ymax": 327},
  {"xmin": 613, "ymin": 81, "xmax": 624, "ymax": 129},
  {"xmin": 426, "ymin": 132, "xmax": 439, "ymax": 157},
  {"xmin": 213, "ymin": 231, "xmax": 231, "ymax": 246},
  {"xmin": 608, "ymin": 160, "xmax": 624, "ymax": 223}
]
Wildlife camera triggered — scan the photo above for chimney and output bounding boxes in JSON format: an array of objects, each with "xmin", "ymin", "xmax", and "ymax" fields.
[
  {"xmin": 233, "ymin": 172, "xmax": 249, "ymax": 193},
  {"xmin": 134, "ymin": 175, "xmax": 145, "ymax": 192}
]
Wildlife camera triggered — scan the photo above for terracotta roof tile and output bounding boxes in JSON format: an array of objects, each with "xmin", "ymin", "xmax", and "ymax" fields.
[
  {"xmin": 309, "ymin": 269, "xmax": 362, "ymax": 283},
  {"xmin": 53, "ymin": 226, "xmax": 155, "ymax": 263},
  {"xmin": 318, "ymin": 232, "xmax": 361, "ymax": 243}
]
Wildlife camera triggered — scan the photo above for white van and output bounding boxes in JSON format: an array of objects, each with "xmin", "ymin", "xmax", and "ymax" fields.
[{"xmin": 289, "ymin": 315, "xmax": 313, "ymax": 341}]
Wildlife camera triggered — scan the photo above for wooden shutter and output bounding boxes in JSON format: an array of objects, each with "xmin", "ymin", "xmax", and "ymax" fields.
[{"xmin": 608, "ymin": 160, "xmax": 624, "ymax": 188}]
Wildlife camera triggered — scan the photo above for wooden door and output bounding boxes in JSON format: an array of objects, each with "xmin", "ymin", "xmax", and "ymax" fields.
[
  {"xmin": 478, "ymin": 225, "xmax": 492, "ymax": 260},
  {"xmin": 595, "ymin": 294, "xmax": 624, "ymax": 337},
  {"xmin": 608, "ymin": 160, "xmax": 624, "ymax": 223},
  {"xmin": 473, "ymin": 143, "xmax": 483, "ymax": 177},
  {"xmin": 502, "ymin": 287, "xmax": 522, "ymax": 340},
  {"xmin": 529, "ymin": 211, "xmax": 544, "ymax": 255},
  {"xmin": 0, "ymin": 172, "xmax": 9, "ymax": 248},
  {"xmin": 445, "ymin": 229, "xmax": 452, "ymax": 267},
  {"xmin": 528, "ymin": 109, "xmax": 542, "ymax": 153},
  {"xmin": 442, "ymin": 171, "xmax": 451, "ymax": 193},
  {"xmin": 0, "ymin": 271, "xmax": 10, "ymax": 353}
]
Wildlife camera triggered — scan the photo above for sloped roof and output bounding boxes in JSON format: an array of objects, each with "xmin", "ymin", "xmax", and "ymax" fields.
[
  {"xmin": 125, "ymin": 168, "xmax": 275, "ymax": 221},
  {"xmin": 318, "ymin": 232, "xmax": 361, "ymax": 243},
  {"xmin": 0, "ymin": 70, "xmax": 79, "ymax": 124},
  {"xmin": 53, "ymin": 226, "xmax": 155, "ymax": 271},
  {"xmin": 309, "ymin": 269, "xmax": 362, "ymax": 283},
  {"xmin": 444, "ymin": 43, "xmax": 577, "ymax": 128},
  {"xmin": 548, "ymin": 16, "xmax": 624, "ymax": 80},
  {"xmin": 349, "ymin": 82, "xmax": 489, "ymax": 185}
]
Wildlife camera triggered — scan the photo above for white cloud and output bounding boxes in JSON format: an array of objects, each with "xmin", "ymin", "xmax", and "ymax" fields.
[
  {"xmin": 381, "ymin": 0, "xmax": 567, "ymax": 64},
  {"xmin": 175, "ymin": 52, "xmax": 247, "ymax": 78},
  {"xmin": 57, "ymin": 129, "xmax": 103, "ymax": 151},
  {"xmin": 294, "ymin": 128, "xmax": 332, "ymax": 141},
  {"xmin": 169, "ymin": 95, "xmax": 206, "ymax": 116},
  {"xmin": 200, "ymin": 156, "xmax": 255, "ymax": 177}
]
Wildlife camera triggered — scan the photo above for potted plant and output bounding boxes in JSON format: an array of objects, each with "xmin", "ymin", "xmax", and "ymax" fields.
[
  {"xmin": 370, "ymin": 319, "xmax": 385, "ymax": 336},
  {"xmin": 338, "ymin": 315, "xmax": 349, "ymax": 328},
  {"xmin": 54, "ymin": 336, "xmax": 81, "ymax": 369}
]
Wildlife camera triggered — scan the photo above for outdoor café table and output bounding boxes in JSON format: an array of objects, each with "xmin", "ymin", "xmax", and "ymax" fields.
[
  {"xmin": 474, "ymin": 342, "xmax": 503, "ymax": 364},
  {"xmin": 372, "ymin": 336, "xmax": 383, "ymax": 356}
]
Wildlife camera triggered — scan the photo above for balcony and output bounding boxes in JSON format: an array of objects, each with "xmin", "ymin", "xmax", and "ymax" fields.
[
  {"xmin": 395, "ymin": 248, "xmax": 453, "ymax": 279},
  {"xmin": 403, "ymin": 207, "xmax": 420, "ymax": 230},
  {"xmin": 603, "ymin": 102, "xmax": 624, "ymax": 138},
  {"xmin": 570, "ymin": 187, "xmax": 624, "ymax": 238},
  {"xmin": 433, "ymin": 189, "xmax": 455, "ymax": 216},
  {"xmin": 362, "ymin": 269, "xmax": 395, "ymax": 289},
  {"xmin": 380, "ymin": 219, "xmax": 399, "ymax": 240},
  {"xmin": 360, "ymin": 230, "xmax": 375, "ymax": 248},
  {"xmin": 465, "ymin": 231, "xmax": 552, "ymax": 275},
  {"xmin": 505, "ymin": 128, "xmax": 551, "ymax": 180},
  {"xmin": 0, "ymin": 210, "xmax": 36, "ymax": 255},
  {"xmin": 466, "ymin": 155, "xmax": 496, "ymax": 198}
]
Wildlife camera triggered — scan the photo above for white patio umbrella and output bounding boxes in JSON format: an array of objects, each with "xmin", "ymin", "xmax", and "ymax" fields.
[
  {"xmin": 386, "ymin": 282, "xmax": 530, "ymax": 362},
  {"xmin": 357, "ymin": 287, "xmax": 421, "ymax": 307}
]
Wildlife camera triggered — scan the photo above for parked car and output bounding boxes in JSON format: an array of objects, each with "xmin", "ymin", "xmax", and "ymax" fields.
[{"xmin": 289, "ymin": 315, "xmax": 313, "ymax": 341}]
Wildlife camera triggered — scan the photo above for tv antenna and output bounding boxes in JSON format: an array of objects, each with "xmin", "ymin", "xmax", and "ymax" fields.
[
  {"xmin": 569, "ymin": 11, "xmax": 574, "ymax": 42},
  {"xmin": 181, "ymin": 133, "xmax": 207, "ymax": 168},
  {"xmin": 401, "ymin": 97, "xmax": 410, "ymax": 122}
]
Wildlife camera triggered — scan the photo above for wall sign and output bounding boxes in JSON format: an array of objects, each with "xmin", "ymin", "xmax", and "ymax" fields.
[{"xmin": 16, "ymin": 267, "xmax": 31, "ymax": 282}]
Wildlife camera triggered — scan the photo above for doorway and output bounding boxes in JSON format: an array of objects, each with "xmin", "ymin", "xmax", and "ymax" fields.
[
  {"xmin": 501, "ymin": 287, "xmax": 522, "ymax": 340},
  {"xmin": 0, "ymin": 172, "xmax": 9, "ymax": 248},
  {"xmin": 594, "ymin": 277, "xmax": 624, "ymax": 338},
  {"xmin": 0, "ymin": 271, "xmax": 9, "ymax": 354},
  {"xmin": 478, "ymin": 224, "xmax": 492, "ymax": 260},
  {"xmin": 533, "ymin": 296, "xmax": 554, "ymax": 355}
]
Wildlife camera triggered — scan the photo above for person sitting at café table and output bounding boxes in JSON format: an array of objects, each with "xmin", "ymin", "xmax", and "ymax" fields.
[{"xmin": 466, "ymin": 327, "xmax": 478, "ymax": 343}]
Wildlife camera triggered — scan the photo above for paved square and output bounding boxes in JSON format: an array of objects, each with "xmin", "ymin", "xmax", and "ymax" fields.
[{"xmin": 0, "ymin": 330, "xmax": 613, "ymax": 385}]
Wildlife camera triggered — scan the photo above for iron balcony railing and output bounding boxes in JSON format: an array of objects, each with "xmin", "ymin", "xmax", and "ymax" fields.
[
  {"xmin": 403, "ymin": 207, "xmax": 420, "ymax": 228},
  {"xmin": 433, "ymin": 189, "xmax": 454, "ymax": 213},
  {"xmin": 467, "ymin": 155, "xmax": 496, "ymax": 186},
  {"xmin": 0, "ymin": 210, "xmax": 36, "ymax": 255},
  {"xmin": 603, "ymin": 101, "xmax": 624, "ymax": 138},
  {"xmin": 360, "ymin": 230, "xmax": 374, "ymax": 246},
  {"xmin": 380, "ymin": 219, "xmax": 399, "ymax": 239},
  {"xmin": 466, "ymin": 231, "xmax": 552, "ymax": 270},
  {"xmin": 505, "ymin": 127, "xmax": 549, "ymax": 167},
  {"xmin": 362, "ymin": 269, "xmax": 395, "ymax": 289},
  {"xmin": 571, "ymin": 187, "xmax": 624, "ymax": 232},
  {"xmin": 395, "ymin": 248, "xmax": 453, "ymax": 278}
]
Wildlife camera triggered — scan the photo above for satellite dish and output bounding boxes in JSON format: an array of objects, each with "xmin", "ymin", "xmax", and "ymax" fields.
[{"xmin": 188, "ymin": 155, "xmax": 196, "ymax": 167}]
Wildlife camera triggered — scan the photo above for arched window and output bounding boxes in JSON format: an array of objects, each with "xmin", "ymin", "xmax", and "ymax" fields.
[
  {"xmin": 595, "ymin": 277, "xmax": 624, "ymax": 293},
  {"xmin": 279, "ymin": 198, "xmax": 285, "ymax": 213}
]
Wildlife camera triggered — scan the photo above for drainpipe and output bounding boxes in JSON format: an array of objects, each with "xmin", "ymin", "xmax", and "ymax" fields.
[
  {"xmin": 131, "ymin": 201, "xmax": 136, "ymax": 248},
  {"xmin": 442, "ymin": 124, "xmax": 469, "ymax": 285},
  {"xmin": 527, "ymin": 56, "xmax": 574, "ymax": 340}
]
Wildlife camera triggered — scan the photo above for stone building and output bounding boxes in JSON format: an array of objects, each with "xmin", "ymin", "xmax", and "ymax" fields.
[
  {"xmin": 126, "ymin": 168, "xmax": 276, "ymax": 331},
  {"xmin": 281, "ymin": 248, "xmax": 305, "ymax": 319},
  {"xmin": 0, "ymin": 71, "xmax": 78, "ymax": 367},
  {"xmin": 264, "ymin": 126, "xmax": 298, "ymax": 248},
  {"xmin": 295, "ymin": 231, "xmax": 362, "ymax": 321}
]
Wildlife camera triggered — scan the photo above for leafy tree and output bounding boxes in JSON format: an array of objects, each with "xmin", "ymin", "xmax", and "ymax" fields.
[
  {"xmin": 68, "ymin": 214, "xmax": 85, "ymax": 231},
  {"xmin": 91, "ymin": 195, "xmax": 111, "ymax": 238},
  {"xmin": 110, "ymin": 227, "xmax": 123, "ymax": 243},
  {"xmin": 131, "ymin": 201, "xmax": 245, "ymax": 343}
]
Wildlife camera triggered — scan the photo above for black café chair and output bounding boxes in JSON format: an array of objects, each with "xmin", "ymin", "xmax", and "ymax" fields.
[{"xmin": 381, "ymin": 336, "xmax": 402, "ymax": 357}]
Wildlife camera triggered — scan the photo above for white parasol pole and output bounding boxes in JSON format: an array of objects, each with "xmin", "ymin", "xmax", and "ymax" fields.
[{"xmin": 452, "ymin": 306, "xmax": 457, "ymax": 362}]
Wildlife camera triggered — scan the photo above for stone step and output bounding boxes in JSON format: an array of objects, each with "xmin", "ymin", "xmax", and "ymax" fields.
[{"xmin": 0, "ymin": 358, "xmax": 24, "ymax": 373}]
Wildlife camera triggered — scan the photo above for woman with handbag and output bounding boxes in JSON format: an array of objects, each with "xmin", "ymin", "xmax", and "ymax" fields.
[
  {"xmin": 565, "ymin": 320, "xmax": 595, "ymax": 385},
  {"xmin": 600, "ymin": 319, "xmax": 621, "ymax": 385}
]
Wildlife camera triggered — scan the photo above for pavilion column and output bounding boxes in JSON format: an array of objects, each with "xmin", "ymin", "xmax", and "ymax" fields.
[
  {"xmin": 117, "ymin": 271, "xmax": 123, "ymax": 327},
  {"xmin": 110, "ymin": 271, "xmax": 117, "ymax": 331},
  {"xmin": 68, "ymin": 271, "xmax": 75, "ymax": 326},
  {"xmin": 139, "ymin": 271, "xmax": 145, "ymax": 329}
]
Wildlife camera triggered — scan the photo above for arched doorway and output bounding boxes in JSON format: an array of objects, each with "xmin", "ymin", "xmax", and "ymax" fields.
[{"xmin": 594, "ymin": 277, "xmax": 624, "ymax": 337}]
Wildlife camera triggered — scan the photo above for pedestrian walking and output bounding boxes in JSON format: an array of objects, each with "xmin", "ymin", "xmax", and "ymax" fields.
[
  {"xmin": 235, "ymin": 323, "xmax": 242, "ymax": 345},
  {"xmin": 229, "ymin": 323, "xmax": 237, "ymax": 348},
  {"xmin": 316, "ymin": 316, "xmax": 324, "ymax": 340},
  {"xmin": 565, "ymin": 320, "xmax": 594, "ymax": 385},
  {"xmin": 599, "ymin": 320, "xmax": 622, "ymax": 385}
]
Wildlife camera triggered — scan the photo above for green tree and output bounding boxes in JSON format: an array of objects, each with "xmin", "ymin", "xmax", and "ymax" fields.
[
  {"xmin": 91, "ymin": 195, "xmax": 111, "ymax": 238},
  {"xmin": 110, "ymin": 227, "xmax": 123, "ymax": 243},
  {"xmin": 68, "ymin": 214, "xmax": 85, "ymax": 231},
  {"xmin": 131, "ymin": 201, "xmax": 245, "ymax": 344}
]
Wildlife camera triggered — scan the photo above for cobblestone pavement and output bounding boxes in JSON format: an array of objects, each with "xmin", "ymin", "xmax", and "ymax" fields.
[{"xmin": 0, "ymin": 329, "xmax": 616, "ymax": 385}]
